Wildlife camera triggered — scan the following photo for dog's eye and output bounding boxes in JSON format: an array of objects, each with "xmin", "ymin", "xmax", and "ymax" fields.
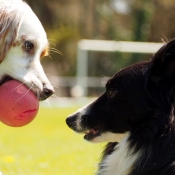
[
  {"xmin": 107, "ymin": 89, "xmax": 117, "ymax": 98},
  {"xmin": 25, "ymin": 41, "xmax": 34, "ymax": 52}
]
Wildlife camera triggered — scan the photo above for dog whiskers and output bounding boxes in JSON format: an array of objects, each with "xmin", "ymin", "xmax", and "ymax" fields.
[
  {"xmin": 48, "ymin": 41, "xmax": 57, "ymax": 46},
  {"xmin": 67, "ymin": 118, "xmax": 85, "ymax": 132},
  {"xmin": 76, "ymin": 118, "xmax": 86, "ymax": 132},
  {"xmin": 36, "ymin": 89, "xmax": 40, "ymax": 100},
  {"xmin": 49, "ymin": 48, "xmax": 62, "ymax": 56},
  {"xmin": 10, "ymin": 80, "xmax": 28, "ymax": 93},
  {"xmin": 52, "ymin": 86, "xmax": 59, "ymax": 89},
  {"xmin": 50, "ymin": 81, "xmax": 57, "ymax": 86},
  {"xmin": 50, "ymin": 82, "xmax": 59, "ymax": 89},
  {"xmin": 15, "ymin": 84, "xmax": 33, "ymax": 103},
  {"xmin": 52, "ymin": 94, "xmax": 59, "ymax": 99},
  {"xmin": 47, "ymin": 54, "xmax": 52, "ymax": 59},
  {"xmin": 45, "ymin": 99, "xmax": 52, "ymax": 108}
]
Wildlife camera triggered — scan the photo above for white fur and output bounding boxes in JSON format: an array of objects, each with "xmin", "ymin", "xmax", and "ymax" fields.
[
  {"xmin": 91, "ymin": 132, "xmax": 121, "ymax": 143},
  {"xmin": 71, "ymin": 102, "xmax": 91, "ymax": 131},
  {"xmin": 98, "ymin": 133, "xmax": 140, "ymax": 175},
  {"xmin": 0, "ymin": 0, "xmax": 53, "ymax": 96}
]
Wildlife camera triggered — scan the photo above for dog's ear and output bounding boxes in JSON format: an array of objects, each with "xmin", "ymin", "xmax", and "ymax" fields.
[
  {"xmin": 0, "ymin": 5, "xmax": 22, "ymax": 62},
  {"xmin": 149, "ymin": 38, "xmax": 175, "ymax": 84}
]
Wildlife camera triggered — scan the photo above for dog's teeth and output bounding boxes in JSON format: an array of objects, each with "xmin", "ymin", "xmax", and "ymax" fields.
[
  {"xmin": 85, "ymin": 130, "xmax": 90, "ymax": 134},
  {"xmin": 84, "ymin": 129, "xmax": 101, "ymax": 141},
  {"xmin": 85, "ymin": 129, "xmax": 101, "ymax": 136}
]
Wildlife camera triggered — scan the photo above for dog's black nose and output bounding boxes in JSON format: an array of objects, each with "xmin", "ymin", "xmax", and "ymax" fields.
[
  {"xmin": 39, "ymin": 87, "xmax": 54, "ymax": 101},
  {"xmin": 66, "ymin": 116, "xmax": 75, "ymax": 127}
]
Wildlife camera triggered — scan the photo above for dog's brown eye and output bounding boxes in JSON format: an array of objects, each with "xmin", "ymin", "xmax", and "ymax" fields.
[
  {"xmin": 107, "ymin": 89, "xmax": 117, "ymax": 98},
  {"xmin": 25, "ymin": 41, "xmax": 34, "ymax": 52}
]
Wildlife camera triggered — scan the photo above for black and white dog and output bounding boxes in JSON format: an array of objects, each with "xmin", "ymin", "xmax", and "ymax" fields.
[{"xmin": 66, "ymin": 39, "xmax": 175, "ymax": 175}]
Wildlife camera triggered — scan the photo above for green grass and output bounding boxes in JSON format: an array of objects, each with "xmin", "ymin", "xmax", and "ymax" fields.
[{"xmin": 0, "ymin": 107, "xmax": 106, "ymax": 175}]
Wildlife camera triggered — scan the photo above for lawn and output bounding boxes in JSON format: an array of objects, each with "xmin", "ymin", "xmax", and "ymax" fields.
[{"xmin": 0, "ymin": 107, "xmax": 106, "ymax": 175}]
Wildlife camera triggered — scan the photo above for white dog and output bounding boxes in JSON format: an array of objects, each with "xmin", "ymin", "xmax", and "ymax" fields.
[{"xmin": 0, "ymin": 0, "xmax": 54, "ymax": 100}]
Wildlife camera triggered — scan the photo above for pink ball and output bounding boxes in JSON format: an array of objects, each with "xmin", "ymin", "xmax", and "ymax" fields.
[{"xmin": 0, "ymin": 80, "xmax": 39, "ymax": 127}]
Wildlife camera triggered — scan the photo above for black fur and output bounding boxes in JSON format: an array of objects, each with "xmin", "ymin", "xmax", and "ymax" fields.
[{"xmin": 66, "ymin": 39, "xmax": 175, "ymax": 175}]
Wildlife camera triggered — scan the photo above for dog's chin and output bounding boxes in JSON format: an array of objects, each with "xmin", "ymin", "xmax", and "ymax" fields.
[
  {"xmin": 83, "ymin": 129, "xmax": 120, "ymax": 143},
  {"xmin": 84, "ymin": 128, "xmax": 102, "ymax": 142}
]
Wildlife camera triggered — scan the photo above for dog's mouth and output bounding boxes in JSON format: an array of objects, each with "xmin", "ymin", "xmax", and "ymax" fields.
[
  {"xmin": 0, "ymin": 75, "xmax": 38, "ymax": 98},
  {"xmin": 0, "ymin": 75, "xmax": 14, "ymax": 86},
  {"xmin": 84, "ymin": 128, "xmax": 102, "ymax": 141}
]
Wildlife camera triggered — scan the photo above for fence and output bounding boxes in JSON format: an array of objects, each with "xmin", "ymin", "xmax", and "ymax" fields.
[{"xmin": 76, "ymin": 39, "xmax": 163, "ymax": 96}]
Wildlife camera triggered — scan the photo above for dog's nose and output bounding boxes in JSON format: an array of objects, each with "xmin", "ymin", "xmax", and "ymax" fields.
[
  {"xmin": 39, "ymin": 87, "xmax": 54, "ymax": 101},
  {"xmin": 66, "ymin": 115, "xmax": 77, "ymax": 128},
  {"xmin": 66, "ymin": 116, "xmax": 74, "ymax": 126},
  {"xmin": 66, "ymin": 114, "xmax": 86, "ymax": 132}
]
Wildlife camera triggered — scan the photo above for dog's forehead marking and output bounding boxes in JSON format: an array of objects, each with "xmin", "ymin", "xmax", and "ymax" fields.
[
  {"xmin": 12, "ymin": 40, "xmax": 22, "ymax": 47},
  {"xmin": 12, "ymin": 35, "xmax": 49, "ymax": 59},
  {"xmin": 12, "ymin": 35, "xmax": 26, "ymax": 47}
]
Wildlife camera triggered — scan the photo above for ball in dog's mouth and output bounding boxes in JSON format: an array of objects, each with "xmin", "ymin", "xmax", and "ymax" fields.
[
  {"xmin": 0, "ymin": 80, "xmax": 39, "ymax": 127},
  {"xmin": 84, "ymin": 128, "xmax": 101, "ymax": 141}
]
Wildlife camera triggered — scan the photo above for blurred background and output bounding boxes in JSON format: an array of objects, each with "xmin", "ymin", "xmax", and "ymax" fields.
[
  {"xmin": 1, "ymin": 1, "xmax": 175, "ymax": 175},
  {"xmin": 25, "ymin": 0, "xmax": 175, "ymax": 98}
]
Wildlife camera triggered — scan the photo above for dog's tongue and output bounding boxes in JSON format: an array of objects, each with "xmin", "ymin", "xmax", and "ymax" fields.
[
  {"xmin": 0, "ymin": 80, "xmax": 39, "ymax": 127},
  {"xmin": 84, "ymin": 129, "xmax": 101, "ymax": 141}
]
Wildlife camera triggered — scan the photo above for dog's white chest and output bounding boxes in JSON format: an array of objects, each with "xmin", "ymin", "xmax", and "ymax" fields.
[{"xmin": 98, "ymin": 135, "xmax": 139, "ymax": 175}]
